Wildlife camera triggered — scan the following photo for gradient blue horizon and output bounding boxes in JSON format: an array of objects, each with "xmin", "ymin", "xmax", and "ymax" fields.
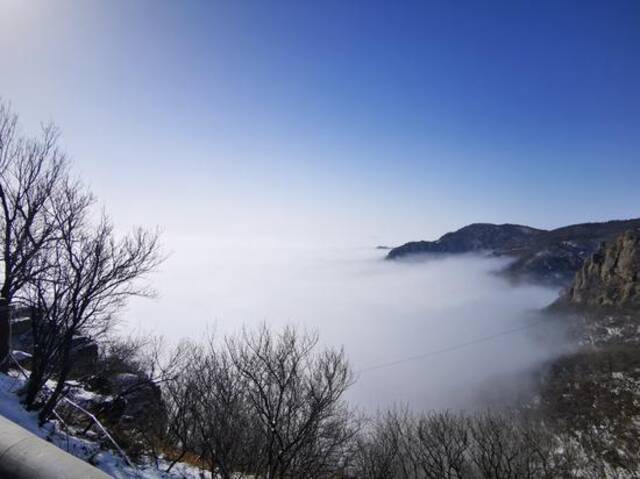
[{"xmin": 0, "ymin": 0, "xmax": 638, "ymax": 246}]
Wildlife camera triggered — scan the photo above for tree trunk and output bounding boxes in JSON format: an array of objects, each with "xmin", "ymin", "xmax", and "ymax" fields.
[
  {"xmin": 0, "ymin": 298, "xmax": 11, "ymax": 372},
  {"xmin": 23, "ymin": 364, "xmax": 44, "ymax": 409},
  {"xmin": 39, "ymin": 367, "xmax": 67, "ymax": 424},
  {"xmin": 165, "ymin": 450, "xmax": 186, "ymax": 473},
  {"xmin": 38, "ymin": 335, "xmax": 73, "ymax": 424},
  {"xmin": 24, "ymin": 309, "xmax": 46, "ymax": 408}
]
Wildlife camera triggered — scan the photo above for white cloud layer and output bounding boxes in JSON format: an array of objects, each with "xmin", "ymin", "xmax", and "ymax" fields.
[{"xmin": 125, "ymin": 244, "xmax": 568, "ymax": 411}]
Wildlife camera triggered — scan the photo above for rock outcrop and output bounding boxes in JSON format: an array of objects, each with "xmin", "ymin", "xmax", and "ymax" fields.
[
  {"xmin": 566, "ymin": 230, "xmax": 640, "ymax": 309},
  {"xmin": 9, "ymin": 313, "xmax": 99, "ymax": 376}
]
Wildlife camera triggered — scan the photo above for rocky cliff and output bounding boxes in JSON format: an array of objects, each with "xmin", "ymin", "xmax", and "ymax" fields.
[{"xmin": 566, "ymin": 230, "xmax": 640, "ymax": 309}]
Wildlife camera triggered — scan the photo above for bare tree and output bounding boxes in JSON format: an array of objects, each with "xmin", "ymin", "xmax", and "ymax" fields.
[
  {"xmin": 352, "ymin": 410, "xmax": 404, "ymax": 479},
  {"xmin": 103, "ymin": 335, "xmax": 187, "ymax": 462},
  {"xmin": 0, "ymin": 101, "xmax": 68, "ymax": 367},
  {"xmin": 227, "ymin": 325, "xmax": 356, "ymax": 478},
  {"xmin": 189, "ymin": 338, "xmax": 257, "ymax": 479},
  {"xmin": 351, "ymin": 409, "xmax": 583, "ymax": 479},
  {"xmin": 25, "ymin": 208, "xmax": 162, "ymax": 422},
  {"xmin": 411, "ymin": 411, "xmax": 472, "ymax": 479},
  {"xmin": 468, "ymin": 410, "xmax": 575, "ymax": 479},
  {"xmin": 161, "ymin": 342, "xmax": 202, "ymax": 473},
  {"xmin": 159, "ymin": 327, "xmax": 358, "ymax": 478},
  {"xmin": 21, "ymin": 180, "xmax": 94, "ymax": 408}
]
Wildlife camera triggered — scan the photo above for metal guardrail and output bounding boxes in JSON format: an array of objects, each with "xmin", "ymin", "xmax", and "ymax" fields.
[
  {"xmin": 0, "ymin": 312, "xmax": 133, "ymax": 477},
  {"xmin": 7, "ymin": 352, "xmax": 136, "ymax": 473},
  {"xmin": 0, "ymin": 414, "xmax": 112, "ymax": 479}
]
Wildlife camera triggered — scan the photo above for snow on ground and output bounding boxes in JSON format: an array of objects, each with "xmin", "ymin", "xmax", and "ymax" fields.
[{"xmin": 0, "ymin": 372, "xmax": 206, "ymax": 478}]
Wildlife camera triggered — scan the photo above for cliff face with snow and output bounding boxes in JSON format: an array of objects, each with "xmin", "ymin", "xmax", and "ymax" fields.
[{"xmin": 567, "ymin": 230, "xmax": 640, "ymax": 309}]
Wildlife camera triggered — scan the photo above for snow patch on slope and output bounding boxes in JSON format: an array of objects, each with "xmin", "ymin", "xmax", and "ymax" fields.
[{"xmin": 0, "ymin": 372, "xmax": 205, "ymax": 478}]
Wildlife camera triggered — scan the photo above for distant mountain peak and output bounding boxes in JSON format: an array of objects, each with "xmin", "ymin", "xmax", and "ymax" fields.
[{"xmin": 386, "ymin": 218, "xmax": 640, "ymax": 286}]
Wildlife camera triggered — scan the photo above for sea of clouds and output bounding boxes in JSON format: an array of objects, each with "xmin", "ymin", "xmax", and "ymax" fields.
[{"xmin": 126, "ymin": 242, "xmax": 568, "ymax": 411}]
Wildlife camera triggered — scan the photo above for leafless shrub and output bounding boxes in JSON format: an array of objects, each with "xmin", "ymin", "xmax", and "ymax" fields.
[
  {"xmin": 160, "ymin": 341, "xmax": 202, "ymax": 472},
  {"xmin": 227, "ymin": 324, "xmax": 357, "ymax": 478},
  {"xmin": 351, "ymin": 408, "xmax": 581, "ymax": 479},
  {"xmin": 352, "ymin": 409, "xmax": 405, "ymax": 479},
  {"xmin": 409, "ymin": 411, "xmax": 472, "ymax": 479},
  {"xmin": 468, "ymin": 410, "xmax": 581, "ymax": 479},
  {"xmin": 160, "ymin": 326, "xmax": 358, "ymax": 478}
]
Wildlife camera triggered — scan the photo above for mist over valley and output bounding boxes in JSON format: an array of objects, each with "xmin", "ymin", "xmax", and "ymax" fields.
[{"xmin": 127, "ymin": 244, "xmax": 568, "ymax": 411}]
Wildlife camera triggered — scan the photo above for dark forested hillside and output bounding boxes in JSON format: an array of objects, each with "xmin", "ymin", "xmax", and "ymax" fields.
[{"xmin": 387, "ymin": 219, "xmax": 640, "ymax": 285}]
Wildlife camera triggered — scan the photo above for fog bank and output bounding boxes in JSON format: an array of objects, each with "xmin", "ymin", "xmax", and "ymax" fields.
[{"xmin": 126, "ymin": 243, "xmax": 566, "ymax": 411}]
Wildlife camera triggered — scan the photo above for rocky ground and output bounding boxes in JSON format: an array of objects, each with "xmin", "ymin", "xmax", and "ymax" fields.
[
  {"xmin": 534, "ymin": 229, "xmax": 640, "ymax": 475},
  {"xmin": 0, "ymin": 371, "xmax": 205, "ymax": 478}
]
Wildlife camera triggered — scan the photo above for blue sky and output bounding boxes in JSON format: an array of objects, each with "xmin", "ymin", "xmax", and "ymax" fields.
[{"xmin": 0, "ymin": 0, "xmax": 638, "ymax": 246}]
